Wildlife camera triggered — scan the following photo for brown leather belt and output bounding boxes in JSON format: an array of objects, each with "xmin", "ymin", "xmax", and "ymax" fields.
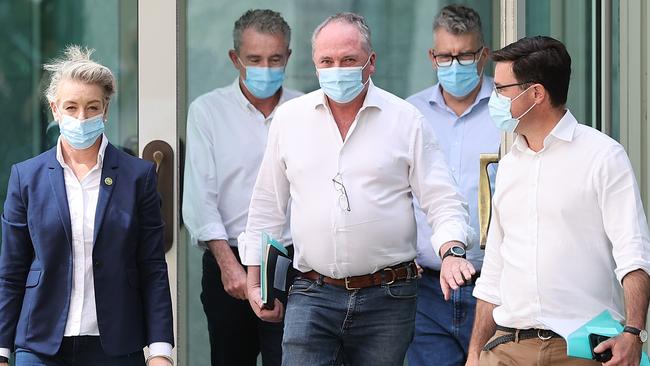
[{"xmin": 300, "ymin": 261, "xmax": 417, "ymax": 290}]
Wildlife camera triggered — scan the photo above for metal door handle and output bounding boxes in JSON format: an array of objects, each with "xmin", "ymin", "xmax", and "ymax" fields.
[
  {"xmin": 153, "ymin": 151, "xmax": 164, "ymax": 173},
  {"xmin": 142, "ymin": 140, "xmax": 174, "ymax": 253},
  {"xmin": 478, "ymin": 153, "xmax": 499, "ymax": 249}
]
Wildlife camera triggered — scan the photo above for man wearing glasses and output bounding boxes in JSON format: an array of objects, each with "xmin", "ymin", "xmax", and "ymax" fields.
[
  {"xmin": 467, "ymin": 36, "xmax": 650, "ymax": 365},
  {"xmin": 406, "ymin": 5, "xmax": 500, "ymax": 366},
  {"xmin": 239, "ymin": 12, "xmax": 475, "ymax": 365}
]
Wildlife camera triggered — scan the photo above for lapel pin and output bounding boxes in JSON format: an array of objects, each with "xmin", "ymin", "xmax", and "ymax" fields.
[{"xmin": 104, "ymin": 177, "xmax": 113, "ymax": 186}]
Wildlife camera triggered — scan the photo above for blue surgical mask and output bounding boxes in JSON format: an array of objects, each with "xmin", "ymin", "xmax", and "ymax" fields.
[
  {"xmin": 59, "ymin": 114, "xmax": 105, "ymax": 149},
  {"xmin": 488, "ymin": 86, "xmax": 536, "ymax": 133},
  {"xmin": 317, "ymin": 56, "xmax": 371, "ymax": 104},
  {"xmin": 437, "ymin": 60, "xmax": 483, "ymax": 97},
  {"xmin": 238, "ymin": 58, "xmax": 285, "ymax": 99}
]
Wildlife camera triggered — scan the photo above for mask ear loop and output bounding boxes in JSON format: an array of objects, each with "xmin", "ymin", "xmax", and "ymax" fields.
[
  {"xmin": 476, "ymin": 47, "xmax": 487, "ymax": 78},
  {"xmin": 512, "ymin": 84, "xmax": 535, "ymax": 102},
  {"xmin": 514, "ymin": 101, "xmax": 536, "ymax": 120},
  {"xmin": 359, "ymin": 53, "xmax": 374, "ymax": 88},
  {"xmin": 361, "ymin": 53, "xmax": 373, "ymax": 70},
  {"xmin": 513, "ymin": 84, "xmax": 538, "ymax": 120}
]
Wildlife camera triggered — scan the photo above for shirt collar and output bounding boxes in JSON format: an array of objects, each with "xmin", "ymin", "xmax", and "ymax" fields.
[
  {"xmin": 314, "ymin": 78, "xmax": 383, "ymax": 112},
  {"xmin": 548, "ymin": 109, "xmax": 577, "ymax": 142},
  {"xmin": 513, "ymin": 109, "xmax": 577, "ymax": 153},
  {"xmin": 428, "ymin": 76, "xmax": 492, "ymax": 117},
  {"xmin": 56, "ymin": 133, "xmax": 109, "ymax": 168}
]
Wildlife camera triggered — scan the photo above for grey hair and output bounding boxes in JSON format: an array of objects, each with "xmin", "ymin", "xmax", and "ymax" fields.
[
  {"xmin": 233, "ymin": 9, "xmax": 291, "ymax": 52},
  {"xmin": 433, "ymin": 5, "xmax": 484, "ymax": 45},
  {"xmin": 43, "ymin": 45, "xmax": 115, "ymax": 104},
  {"xmin": 311, "ymin": 12, "xmax": 373, "ymax": 54}
]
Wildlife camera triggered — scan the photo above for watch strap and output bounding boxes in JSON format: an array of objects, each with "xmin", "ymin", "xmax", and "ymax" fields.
[
  {"xmin": 442, "ymin": 246, "xmax": 466, "ymax": 260},
  {"xmin": 623, "ymin": 326, "xmax": 641, "ymax": 336},
  {"xmin": 623, "ymin": 325, "xmax": 647, "ymax": 343}
]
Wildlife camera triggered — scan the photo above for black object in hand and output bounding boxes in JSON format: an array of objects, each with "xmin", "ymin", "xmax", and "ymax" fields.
[{"xmin": 589, "ymin": 333, "xmax": 612, "ymax": 362}]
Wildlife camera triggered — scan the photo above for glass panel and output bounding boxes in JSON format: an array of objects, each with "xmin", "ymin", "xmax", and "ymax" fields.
[
  {"xmin": 0, "ymin": 0, "xmax": 138, "ymax": 209},
  {"xmin": 525, "ymin": 0, "xmax": 594, "ymax": 126},
  {"xmin": 183, "ymin": 1, "xmax": 498, "ymax": 364},
  {"xmin": 610, "ymin": 0, "xmax": 620, "ymax": 141}
]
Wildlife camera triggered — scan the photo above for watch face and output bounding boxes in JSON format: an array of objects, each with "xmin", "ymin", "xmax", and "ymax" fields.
[
  {"xmin": 451, "ymin": 246, "xmax": 466, "ymax": 256},
  {"xmin": 640, "ymin": 330, "xmax": 648, "ymax": 343}
]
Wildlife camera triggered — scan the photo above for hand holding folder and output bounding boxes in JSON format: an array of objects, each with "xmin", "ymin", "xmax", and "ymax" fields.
[{"xmin": 260, "ymin": 233, "xmax": 293, "ymax": 310}]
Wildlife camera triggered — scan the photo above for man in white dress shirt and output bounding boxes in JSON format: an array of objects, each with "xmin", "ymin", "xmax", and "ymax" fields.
[
  {"xmin": 406, "ymin": 5, "xmax": 500, "ymax": 366},
  {"xmin": 240, "ymin": 12, "xmax": 475, "ymax": 365},
  {"xmin": 466, "ymin": 36, "xmax": 650, "ymax": 366},
  {"xmin": 182, "ymin": 9, "xmax": 301, "ymax": 366}
]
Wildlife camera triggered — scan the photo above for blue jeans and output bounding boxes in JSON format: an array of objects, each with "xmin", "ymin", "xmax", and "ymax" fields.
[
  {"xmin": 15, "ymin": 336, "xmax": 145, "ymax": 366},
  {"xmin": 282, "ymin": 276, "xmax": 417, "ymax": 366},
  {"xmin": 406, "ymin": 269, "xmax": 477, "ymax": 366}
]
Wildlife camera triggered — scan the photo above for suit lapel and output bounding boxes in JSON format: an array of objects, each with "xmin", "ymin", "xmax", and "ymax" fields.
[
  {"xmin": 48, "ymin": 149, "xmax": 73, "ymax": 247},
  {"xmin": 94, "ymin": 143, "xmax": 119, "ymax": 244}
]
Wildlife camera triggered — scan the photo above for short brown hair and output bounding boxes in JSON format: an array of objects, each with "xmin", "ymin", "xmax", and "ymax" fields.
[{"xmin": 492, "ymin": 36, "xmax": 571, "ymax": 107}]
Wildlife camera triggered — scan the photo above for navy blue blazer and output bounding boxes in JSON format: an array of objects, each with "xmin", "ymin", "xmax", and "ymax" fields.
[{"xmin": 0, "ymin": 143, "xmax": 174, "ymax": 356}]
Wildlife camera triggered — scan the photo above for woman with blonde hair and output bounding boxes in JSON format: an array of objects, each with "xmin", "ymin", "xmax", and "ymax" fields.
[{"xmin": 0, "ymin": 45, "xmax": 174, "ymax": 366}]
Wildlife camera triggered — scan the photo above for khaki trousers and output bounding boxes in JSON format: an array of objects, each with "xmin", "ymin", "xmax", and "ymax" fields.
[{"xmin": 479, "ymin": 330, "xmax": 601, "ymax": 366}]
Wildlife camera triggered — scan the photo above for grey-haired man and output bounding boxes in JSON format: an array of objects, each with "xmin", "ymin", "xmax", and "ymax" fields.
[
  {"xmin": 406, "ymin": 5, "xmax": 500, "ymax": 366},
  {"xmin": 240, "ymin": 12, "xmax": 475, "ymax": 366},
  {"xmin": 182, "ymin": 9, "xmax": 301, "ymax": 366}
]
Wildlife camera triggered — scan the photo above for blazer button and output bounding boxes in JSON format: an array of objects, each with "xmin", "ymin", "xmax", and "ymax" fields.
[{"xmin": 93, "ymin": 261, "xmax": 102, "ymax": 268}]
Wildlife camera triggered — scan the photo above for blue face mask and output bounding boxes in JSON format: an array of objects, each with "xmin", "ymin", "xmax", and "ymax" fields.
[
  {"xmin": 317, "ymin": 56, "xmax": 371, "ymax": 104},
  {"xmin": 437, "ymin": 60, "xmax": 483, "ymax": 97},
  {"xmin": 488, "ymin": 86, "xmax": 536, "ymax": 133},
  {"xmin": 239, "ymin": 58, "xmax": 285, "ymax": 99},
  {"xmin": 59, "ymin": 113, "xmax": 105, "ymax": 149}
]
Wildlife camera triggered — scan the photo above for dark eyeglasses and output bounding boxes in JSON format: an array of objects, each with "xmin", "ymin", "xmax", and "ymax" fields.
[
  {"xmin": 332, "ymin": 173, "xmax": 351, "ymax": 212},
  {"xmin": 494, "ymin": 81, "xmax": 535, "ymax": 92},
  {"xmin": 432, "ymin": 46, "xmax": 484, "ymax": 67}
]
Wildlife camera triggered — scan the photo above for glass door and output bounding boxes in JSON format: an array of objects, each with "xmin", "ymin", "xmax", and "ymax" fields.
[{"xmin": 0, "ymin": 0, "xmax": 138, "ymax": 205}]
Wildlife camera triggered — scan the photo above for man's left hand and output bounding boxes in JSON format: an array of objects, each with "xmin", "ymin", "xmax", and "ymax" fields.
[
  {"xmin": 440, "ymin": 255, "xmax": 475, "ymax": 301},
  {"xmin": 147, "ymin": 356, "xmax": 173, "ymax": 366},
  {"xmin": 594, "ymin": 332, "xmax": 642, "ymax": 366}
]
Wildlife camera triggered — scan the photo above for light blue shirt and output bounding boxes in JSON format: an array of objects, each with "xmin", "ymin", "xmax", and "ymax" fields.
[{"xmin": 407, "ymin": 76, "xmax": 500, "ymax": 270}]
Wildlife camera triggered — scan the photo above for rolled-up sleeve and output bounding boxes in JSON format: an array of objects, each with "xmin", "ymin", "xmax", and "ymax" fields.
[
  {"xmin": 597, "ymin": 145, "xmax": 650, "ymax": 283},
  {"xmin": 241, "ymin": 115, "xmax": 290, "ymax": 266},
  {"xmin": 182, "ymin": 102, "xmax": 227, "ymax": 248},
  {"xmin": 409, "ymin": 115, "xmax": 473, "ymax": 256}
]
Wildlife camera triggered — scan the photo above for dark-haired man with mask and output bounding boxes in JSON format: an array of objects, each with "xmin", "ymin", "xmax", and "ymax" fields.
[
  {"xmin": 406, "ymin": 5, "xmax": 500, "ymax": 366},
  {"xmin": 182, "ymin": 9, "xmax": 302, "ymax": 366},
  {"xmin": 467, "ymin": 35, "xmax": 650, "ymax": 366}
]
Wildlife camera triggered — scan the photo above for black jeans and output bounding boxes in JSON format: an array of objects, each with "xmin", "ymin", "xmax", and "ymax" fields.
[{"xmin": 201, "ymin": 247, "xmax": 291, "ymax": 366}]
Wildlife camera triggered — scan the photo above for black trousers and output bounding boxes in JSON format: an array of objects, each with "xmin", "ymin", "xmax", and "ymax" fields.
[{"xmin": 201, "ymin": 247, "xmax": 287, "ymax": 366}]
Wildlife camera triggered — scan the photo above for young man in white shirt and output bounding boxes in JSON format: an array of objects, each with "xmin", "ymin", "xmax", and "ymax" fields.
[
  {"xmin": 467, "ymin": 36, "xmax": 650, "ymax": 366},
  {"xmin": 182, "ymin": 9, "xmax": 302, "ymax": 366},
  {"xmin": 240, "ymin": 12, "xmax": 475, "ymax": 365},
  {"xmin": 406, "ymin": 5, "xmax": 500, "ymax": 366}
]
